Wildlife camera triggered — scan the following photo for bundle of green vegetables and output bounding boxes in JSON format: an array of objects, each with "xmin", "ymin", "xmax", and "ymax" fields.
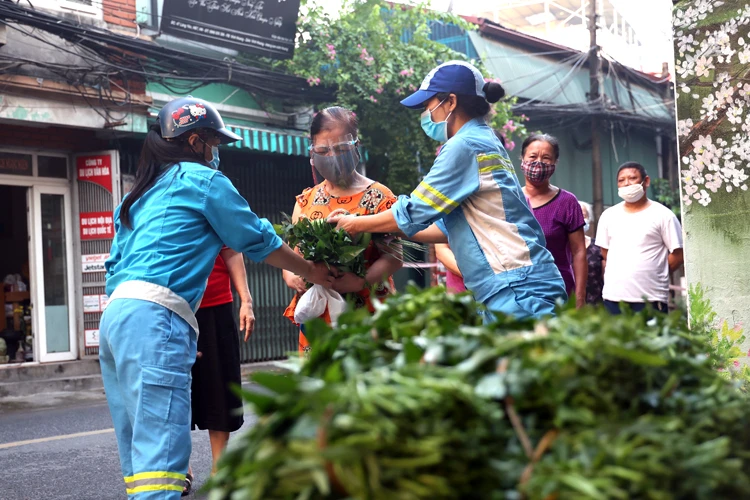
[
  {"xmin": 274, "ymin": 216, "xmax": 425, "ymax": 279},
  {"xmin": 275, "ymin": 216, "xmax": 371, "ymax": 278},
  {"xmin": 207, "ymin": 286, "xmax": 750, "ymax": 500}
]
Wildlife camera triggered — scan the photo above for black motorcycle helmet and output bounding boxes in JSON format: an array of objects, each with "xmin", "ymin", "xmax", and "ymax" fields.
[{"xmin": 158, "ymin": 96, "xmax": 241, "ymax": 144}]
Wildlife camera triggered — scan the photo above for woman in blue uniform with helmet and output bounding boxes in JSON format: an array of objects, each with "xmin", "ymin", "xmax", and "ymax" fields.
[
  {"xmin": 100, "ymin": 96, "xmax": 333, "ymax": 498},
  {"xmin": 330, "ymin": 61, "xmax": 566, "ymax": 321}
]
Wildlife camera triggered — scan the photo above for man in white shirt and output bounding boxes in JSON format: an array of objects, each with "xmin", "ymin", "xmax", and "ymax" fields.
[{"xmin": 596, "ymin": 162, "xmax": 684, "ymax": 314}]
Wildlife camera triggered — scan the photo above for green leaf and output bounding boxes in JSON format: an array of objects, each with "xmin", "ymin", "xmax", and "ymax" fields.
[{"xmin": 251, "ymin": 372, "xmax": 299, "ymax": 394}]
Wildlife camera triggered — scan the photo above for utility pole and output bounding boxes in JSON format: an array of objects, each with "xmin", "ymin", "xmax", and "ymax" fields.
[{"xmin": 588, "ymin": 0, "xmax": 604, "ymax": 228}]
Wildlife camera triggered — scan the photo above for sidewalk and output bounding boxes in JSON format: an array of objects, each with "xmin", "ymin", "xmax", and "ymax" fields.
[{"xmin": 0, "ymin": 360, "xmax": 288, "ymax": 414}]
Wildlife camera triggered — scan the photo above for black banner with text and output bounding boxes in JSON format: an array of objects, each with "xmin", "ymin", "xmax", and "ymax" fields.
[{"xmin": 160, "ymin": 0, "xmax": 301, "ymax": 59}]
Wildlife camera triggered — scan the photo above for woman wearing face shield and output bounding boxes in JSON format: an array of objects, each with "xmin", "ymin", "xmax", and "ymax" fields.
[
  {"xmin": 329, "ymin": 61, "xmax": 566, "ymax": 321},
  {"xmin": 99, "ymin": 96, "xmax": 334, "ymax": 499},
  {"xmin": 283, "ymin": 106, "xmax": 403, "ymax": 354}
]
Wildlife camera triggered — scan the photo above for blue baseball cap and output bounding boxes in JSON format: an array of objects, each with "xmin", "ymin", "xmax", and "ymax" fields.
[{"xmin": 400, "ymin": 61, "xmax": 487, "ymax": 109}]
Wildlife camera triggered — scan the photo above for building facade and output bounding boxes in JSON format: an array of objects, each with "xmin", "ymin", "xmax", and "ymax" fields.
[{"xmin": 0, "ymin": 0, "xmax": 328, "ymax": 365}]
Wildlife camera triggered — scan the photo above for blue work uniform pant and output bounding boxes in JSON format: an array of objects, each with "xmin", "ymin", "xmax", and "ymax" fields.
[
  {"xmin": 99, "ymin": 298, "xmax": 197, "ymax": 498},
  {"xmin": 482, "ymin": 264, "xmax": 567, "ymax": 322}
]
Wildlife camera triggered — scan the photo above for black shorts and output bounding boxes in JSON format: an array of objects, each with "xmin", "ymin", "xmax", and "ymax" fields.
[{"xmin": 191, "ymin": 301, "xmax": 244, "ymax": 432}]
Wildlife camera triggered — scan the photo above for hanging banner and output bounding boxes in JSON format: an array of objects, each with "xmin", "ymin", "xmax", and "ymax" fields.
[
  {"xmin": 79, "ymin": 211, "xmax": 115, "ymax": 240},
  {"xmin": 77, "ymin": 155, "xmax": 113, "ymax": 193},
  {"xmin": 160, "ymin": 0, "xmax": 301, "ymax": 59}
]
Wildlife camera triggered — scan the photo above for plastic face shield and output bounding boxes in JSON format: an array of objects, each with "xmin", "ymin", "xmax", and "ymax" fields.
[{"xmin": 309, "ymin": 134, "xmax": 359, "ymax": 156}]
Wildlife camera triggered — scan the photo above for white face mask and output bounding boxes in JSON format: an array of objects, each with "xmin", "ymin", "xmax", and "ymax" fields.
[
  {"xmin": 583, "ymin": 221, "xmax": 590, "ymax": 233},
  {"xmin": 618, "ymin": 182, "xmax": 645, "ymax": 203}
]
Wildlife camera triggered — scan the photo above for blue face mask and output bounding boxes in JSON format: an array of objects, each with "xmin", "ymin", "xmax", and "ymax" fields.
[
  {"xmin": 420, "ymin": 99, "xmax": 452, "ymax": 143},
  {"xmin": 209, "ymin": 146, "xmax": 220, "ymax": 169}
]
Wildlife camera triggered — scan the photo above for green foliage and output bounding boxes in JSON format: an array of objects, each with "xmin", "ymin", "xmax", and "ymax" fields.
[
  {"xmin": 650, "ymin": 178, "xmax": 682, "ymax": 219},
  {"xmin": 689, "ymin": 283, "xmax": 750, "ymax": 386},
  {"xmin": 275, "ymin": 215, "xmax": 369, "ymax": 277},
  {"xmin": 488, "ymin": 95, "xmax": 530, "ymax": 154},
  {"xmin": 208, "ymin": 286, "xmax": 750, "ymax": 499},
  {"xmin": 283, "ymin": 0, "xmax": 526, "ymax": 194}
]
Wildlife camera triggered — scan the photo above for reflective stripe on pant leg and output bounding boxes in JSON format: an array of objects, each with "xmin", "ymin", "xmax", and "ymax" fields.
[
  {"xmin": 131, "ymin": 302, "xmax": 196, "ymax": 499},
  {"xmin": 124, "ymin": 472, "xmax": 186, "ymax": 495},
  {"xmin": 104, "ymin": 299, "xmax": 197, "ymax": 499}
]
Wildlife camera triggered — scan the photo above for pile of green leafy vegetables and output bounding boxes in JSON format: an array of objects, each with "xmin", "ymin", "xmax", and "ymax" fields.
[{"xmin": 207, "ymin": 286, "xmax": 750, "ymax": 500}]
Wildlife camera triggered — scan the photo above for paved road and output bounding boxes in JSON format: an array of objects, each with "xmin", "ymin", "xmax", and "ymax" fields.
[{"xmin": 0, "ymin": 388, "xmax": 258, "ymax": 500}]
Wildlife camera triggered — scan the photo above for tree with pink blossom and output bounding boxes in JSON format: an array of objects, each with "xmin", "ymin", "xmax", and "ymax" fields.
[{"xmin": 282, "ymin": 0, "xmax": 525, "ymax": 194}]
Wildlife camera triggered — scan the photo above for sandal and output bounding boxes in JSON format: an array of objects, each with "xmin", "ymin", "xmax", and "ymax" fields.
[{"xmin": 182, "ymin": 472, "xmax": 193, "ymax": 497}]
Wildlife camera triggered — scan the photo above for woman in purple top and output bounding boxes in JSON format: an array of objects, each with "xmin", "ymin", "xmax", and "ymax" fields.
[{"xmin": 520, "ymin": 134, "xmax": 587, "ymax": 307}]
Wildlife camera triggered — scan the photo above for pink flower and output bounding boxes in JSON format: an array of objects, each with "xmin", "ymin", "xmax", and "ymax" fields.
[
  {"xmin": 325, "ymin": 44, "xmax": 337, "ymax": 60},
  {"xmin": 375, "ymin": 87, "xmax": 383, "ymax": 94},
  {"xmin": 395, "ymin": 88, "xmax": 402, "ymax": 95},
  {"xmin": 409, "ymin": 84, "xmax": 416, "ymax": 91},
  {"xmin": 399, "ymin": 68, "xmax": 414, "ymax": 77},
  {"xmin": 746, "ymin": 349, "xmax": 750, "ymax": 357},
  {"xmin": 507, "ymin": 140, "xmax": 516, "ymax": 151},
  {"xmin": 369, "ymin": 95, "xmax": 377, "ymax": 103},
  {"xmin": 734, "ymin": 360, "xmax": 741, "ymax": 367},
  {"xmin": 359, "ymin": 48, "xmax": 374, "ymax": 65}
]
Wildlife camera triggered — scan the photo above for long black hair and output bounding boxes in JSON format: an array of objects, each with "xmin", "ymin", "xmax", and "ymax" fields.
[{"xmin": 119, "ymin": 123, "xmax": 209, "ymax": 229}]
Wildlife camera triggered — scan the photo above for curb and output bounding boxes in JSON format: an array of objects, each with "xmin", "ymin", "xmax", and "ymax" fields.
[{"xmin": 240, "ymin": 360, "xmax": 290, "ymax": 379}]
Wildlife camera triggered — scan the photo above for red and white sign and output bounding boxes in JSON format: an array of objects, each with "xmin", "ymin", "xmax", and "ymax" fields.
[
  {"xmin": 84, "ymin": 329, "xmax": 100, "ymax": 348},
  {"xmin": 80, "ymin": 211, "xmax": 114, "ymax": 240},
  {"xmin": 77, "ymin": 155, "xmax": 113, "ymax": 193},
  {"xmin": 82, "ymin": 253, "xmax": 110, "ymax": 273}
]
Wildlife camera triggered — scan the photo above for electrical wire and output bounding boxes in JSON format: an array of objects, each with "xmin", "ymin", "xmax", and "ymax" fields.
[{"xmin": 0, "ymin": 1, "xmax": 335, "ymax": 105}]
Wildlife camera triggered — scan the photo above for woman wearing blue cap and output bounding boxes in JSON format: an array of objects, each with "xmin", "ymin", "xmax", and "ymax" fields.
[
  {"xmin": 330, "ymin": 61, "xmax": 566, "ymax": 321},
  {"xmin": 99, "ymin": 96, "xmax": 334, "ymax": 498}
]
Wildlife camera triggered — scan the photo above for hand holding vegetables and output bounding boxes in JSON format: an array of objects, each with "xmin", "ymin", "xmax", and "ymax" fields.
[
  {"xmin": 332, "ymin": 271, "xmax": 366, "ymax": 294},
  {"xmin": 327, "ymin": 212, "xmax": 361, "ymax": 236}
]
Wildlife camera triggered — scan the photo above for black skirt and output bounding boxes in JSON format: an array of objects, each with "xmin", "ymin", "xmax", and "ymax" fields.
[{"xmin": 191, "ymin": 301, "xmax": 244, "ymax": 432}]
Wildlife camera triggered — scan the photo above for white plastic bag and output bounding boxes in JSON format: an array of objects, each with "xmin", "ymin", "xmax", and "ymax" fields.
[{"xmin": 294, "ymin": 285, "xmax": 347, "ymax": 326}]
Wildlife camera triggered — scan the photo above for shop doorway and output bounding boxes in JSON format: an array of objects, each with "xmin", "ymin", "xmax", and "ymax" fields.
[
  {"xmin": 0, "ymin": 182, "xmax": 77, "ymax": 364},
  {"xmin": 0, "ymin": 185, "xmax": 33, "ymax": 363}
]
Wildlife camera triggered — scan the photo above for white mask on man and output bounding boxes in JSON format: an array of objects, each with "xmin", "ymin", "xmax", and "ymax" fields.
[{"xmin": 618, "ymin": 182, "xmax": 645, "ymax": 203}]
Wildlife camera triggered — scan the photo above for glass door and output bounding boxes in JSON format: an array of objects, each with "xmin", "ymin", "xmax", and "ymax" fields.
[{"xmin": 32, "ymin": 185, "xmax": 77, "ymax": 362}]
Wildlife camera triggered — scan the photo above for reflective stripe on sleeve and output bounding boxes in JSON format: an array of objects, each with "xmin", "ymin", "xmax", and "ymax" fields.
[{"xmin": 413, "ymin": 181, "xmax": 459, "ymax": 214}]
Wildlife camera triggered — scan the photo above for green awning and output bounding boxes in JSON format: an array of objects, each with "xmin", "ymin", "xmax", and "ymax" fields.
[{"xmin": 225, "ymin": 125, "xmax": 311, "ymax": 157}]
